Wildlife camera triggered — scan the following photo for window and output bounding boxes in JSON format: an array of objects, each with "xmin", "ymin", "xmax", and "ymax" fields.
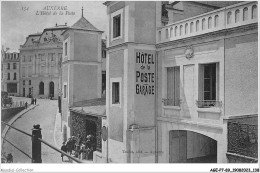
[
  {"xmin": 7, "ymin": 63, "xmax": 10, "ymax": 69},
  {"xmin": 190, "ymin": 22, "xmax": 194, "ymax": 33},
  {"xmin": 65, "ymin": 42, "xmax": 68, "ymax": 56},
  {"xmin": 243, "ymin": 7, "xmax": 248, "ymax": 21},
  {"xmin": 185, "ymin": 23, "xmax": 188, "ymax": 34},
  {"xmin": 202, "ymin": 18, "xmax": 206, "ymax": 30},
  {"xmin": 13, "ymin": 73, "xmax": 16, "ymax": 80},
  {"xmin": 180, "ymin": 25, "xmax": 183, "ymax": 35},
  {"xmin": 227, "ymin": 11, "xmax": 232, "ymax": 24},
  {"xmin": 22, "ymin": 67, "xmax": 26, "ymax": 77},
  {"xmin": 41, "ymin": 65, "xmax": 45, "ymax": 74},
  {"xmin": 29, "ymin": 80, "xmax": 31, "ymax": 85},
  {"xmin": 170, "ymin": 27, "xmax": 173, "ymax": 37},
  {"xmin": 165, "ymin": 67, "xmax": 180, "ymax": 106},
  {"xmin": 165, "ymin": 29, "xmax": 168, "ymax": 39},
  {"xmin": 214, "ymin": 15, "xmax": 219, "ymax": 27},
  {"xmin": 112, "ymin": 82, "xmax": 120, "ymax": 104},
  {"xmin": 175, "ymin": 26, "xmax": 178, "ymax": 36},
  {"xmin": 235, "ymin": 10, "xmax": 240, "ymax": 23},
  {"xmin": 7, "ymin": 73, "xmax": 10, "ymax": 80},
  {"xmin": 102, "ymin": 71, "xmax": 106, "ymax": 96},
  {"xmin": 252, "ymin": 5, "xmax": 257, "ymax": 19},
  {"xmin": 198, "ymin": 63, "xmax": 219, "ymax": 108},
  {"xmin": 23, "ymin": 80, "xmax": 25, "ymax": 85},
  {"xmin": 39, "ymin": 82, "xmax": 44, "ymax": 95},
  {"xmin": 196, "ymin": 20, "xmax": 199, "ymax": 32},
  {"xmin": 208, "ymin": 17, "xmax": 212, "ymax": 29},
  {"xmin": 63, "ymin": 84, "xmax": 67, "ymax": 98},
  {"xmin": 29, "ymin": 56, "xmax": 32, "ymax": 62},
  {"xmin": 113, "ymin": 14, "xmax": 121, "ymax": 38},
  {"xmin": 13, "ymin": 63, "xmax": 17, "ymax": 69}
]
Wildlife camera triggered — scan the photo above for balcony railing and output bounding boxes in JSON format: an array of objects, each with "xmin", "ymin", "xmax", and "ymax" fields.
[
  {"xmin": 157, "ymin": 1, "xmax": 258, "ymax": 43},
  {"xmin": 162, "ymin": 98, "xmax": 181, "ymax": 107},
  {"xmin": 196, "ymin": 100, "xmax": 222, "ymax": 108}
]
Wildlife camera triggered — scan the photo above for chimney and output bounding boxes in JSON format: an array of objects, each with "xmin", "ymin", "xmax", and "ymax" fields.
[{"xmin": 56, "ymin": 23, "xmax": 58, "ymax": 27}]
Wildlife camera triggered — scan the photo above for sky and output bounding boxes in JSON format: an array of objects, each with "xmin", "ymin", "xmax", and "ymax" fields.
[{"xmin": 1, "ymin": 1, "xmax": 107, "ymax": 52}]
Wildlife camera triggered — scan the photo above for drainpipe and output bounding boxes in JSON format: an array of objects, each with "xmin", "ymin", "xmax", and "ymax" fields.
[{"xmin": 155, "ymin": 51, "xmax": 159, "ymax": 163}]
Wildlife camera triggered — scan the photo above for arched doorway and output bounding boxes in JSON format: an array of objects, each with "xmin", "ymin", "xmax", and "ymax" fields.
[
  {"xmin": 169, "ymin": 130, "xmax": 217, "ymax": 163},
  {"xmin": 49, "ymin": 81, "xmax": 54, "ymax": 98},
  {"xmin": 39, "ymin": 82, "xmax": 44, "ymax": 95}
]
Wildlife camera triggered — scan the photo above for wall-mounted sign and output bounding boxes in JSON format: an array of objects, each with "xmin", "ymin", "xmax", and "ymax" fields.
[{"xmin": 135, "ymin": 50, "xmax": 156, "ymax": 96}]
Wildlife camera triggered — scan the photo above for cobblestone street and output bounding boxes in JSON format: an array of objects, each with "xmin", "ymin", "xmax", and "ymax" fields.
[{"xmin": 2, "ymin": 98, "xmax": 65, "ymax": 163}]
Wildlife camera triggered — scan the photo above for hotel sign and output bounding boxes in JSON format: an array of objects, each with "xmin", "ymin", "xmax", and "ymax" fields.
[{"xmin": 135, "ymin": 50, "xmax": 156, "ymax": 96}]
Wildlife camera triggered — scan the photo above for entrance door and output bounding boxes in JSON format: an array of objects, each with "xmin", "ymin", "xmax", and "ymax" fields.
[
  {"xmin": 49, "ymin": 81, "xmax": 54, "ymax": 97},
  {"xmin": 23, "ymin": 88, "xmax": 25, "ymax": 97},
  {"xmin": 183, "ymin": 65, "xmax": 195, "ymax": 117},
  {"xmin": 169, "ymin": 130, "xmax": 187, "ymax": 163}
]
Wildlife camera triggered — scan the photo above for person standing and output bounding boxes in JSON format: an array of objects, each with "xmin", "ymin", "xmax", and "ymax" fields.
[
  {"xmin": 34, "ymin": 98, "xmax": 37, "ymax": 105},
  {"xmin": 25, "ymin": 102, "xmax": 28, "ymax": 109},
  {"xmin": 61, "ymin": 142, "xmax": 67, "ymax": 161}
]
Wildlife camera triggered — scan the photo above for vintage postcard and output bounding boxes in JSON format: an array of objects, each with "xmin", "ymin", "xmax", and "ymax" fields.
[{"xmin": 1, "ymin": 1, "xmax": 258, "ymax": 172}]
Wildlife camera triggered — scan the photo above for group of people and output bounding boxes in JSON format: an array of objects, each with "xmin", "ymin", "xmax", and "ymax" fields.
[
  {"xmin": 31, "ymin": 98, "xmax": 37, "ymax": 105},
  {"xmin": 60, "ymin": 135, "xmax": 95, "ymax": 162}
]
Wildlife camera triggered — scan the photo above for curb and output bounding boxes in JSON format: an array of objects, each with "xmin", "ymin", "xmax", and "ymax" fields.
[{"xmin": 1, "ymin": 104, "xmax": 38, "ymax": 148}]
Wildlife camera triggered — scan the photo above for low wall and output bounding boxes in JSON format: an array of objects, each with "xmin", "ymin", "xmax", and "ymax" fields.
[{"xmin": 1, "ymin": 107, "xmax": 25, "ymax": 122}]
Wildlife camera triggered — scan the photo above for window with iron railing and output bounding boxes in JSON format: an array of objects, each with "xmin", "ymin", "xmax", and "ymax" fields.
[
  {"xmin": 197, "ymin": 63, "xmax": 221, "ymax": 108},
  {"xmin": 164, "ymin": 66, "xmax": 180, "ymax": 106}
]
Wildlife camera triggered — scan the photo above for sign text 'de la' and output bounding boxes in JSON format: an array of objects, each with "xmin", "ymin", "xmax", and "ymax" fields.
[{"xmin": 135, "ymin": 51, "xmax": 155, "ymax": 96}]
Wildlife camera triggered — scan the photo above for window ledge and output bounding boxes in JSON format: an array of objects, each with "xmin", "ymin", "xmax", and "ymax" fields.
[
  {"xmin": 197, "ymin": 107, "xmax": 221, "ymax": 113},
  {"xmin": 163, "ymin": 106, "xmax": 181, "ymax": 110},
  {"xmin": 111, "ymin": 36, "xmax": 122, "ymax": 42}
]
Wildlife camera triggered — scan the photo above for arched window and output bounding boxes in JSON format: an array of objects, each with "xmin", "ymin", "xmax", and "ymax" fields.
[
  {"xmin": 243, "ymin": 7, "xmax": 248, "ymax": 21},
  {"xmin": 185, "ymin": 23, "xmax": 188, "ymax": 34},
  {"xmin": 214, "ymin": 15, "xmax": 219, "ymax": 27},
  {"xmin": 208, "ymin": 17, "xmax": 212, "ymax": 29},
  {"xmin": 190, "ymin": 22, "xmax": 194, "ymax": 33},
  {"xmin": 39, "ymin": 82, "xmax": 44, "ymax": 95},
  {"xmin": 165, "ymin": 29, "xmax": 169, "ymax": 39},
  {"xmin": 175, "ymin": 26, "xmax": 178, "ymax": 37},
  {"xmin": 202, "ymin": 18, "xmax": 206, "ymax": 30},
  {"xmin": 180, "ymin": 25, "xmax": 183, "ymax": 35},
  {"xmin": 196, "ymin": 20, "xmax": 199, "ymax": 32},
  {"xmin": 170, "ymin": 27, "xmax": 173, "ymax": 37},
  {"xmin": 158, "ymin": 31, "xmax": 161, "ymax": 41},
  {"xmin": 227, "ymin": 11, "xmax": 232, "ymax": 24},
  {"xmin": 252, "ymin": 5, "xmax": 257, "ymax": 19},
  {"xmin": 235, "ymin": 10, "xmax": 240, "ymax": 23}
]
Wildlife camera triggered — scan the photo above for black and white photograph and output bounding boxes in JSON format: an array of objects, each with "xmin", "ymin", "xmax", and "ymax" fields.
[{"xmin": 1, "ymin": 1, "xmax": 259, "ymax": 172}]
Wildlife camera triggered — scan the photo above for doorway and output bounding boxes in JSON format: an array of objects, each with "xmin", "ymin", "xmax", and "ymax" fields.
[
  {"xmin": 169, "ymin": 130, "xmax": 217, "ymax": 163},
  {"xmin": 49, "ymin": 81, "xmax": 54, "ymax": 98}
]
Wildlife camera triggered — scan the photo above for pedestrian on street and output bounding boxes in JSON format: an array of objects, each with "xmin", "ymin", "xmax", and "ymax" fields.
[
  {"xmin": 61, "ymin": 142, "xmax": 67, "ymax": 161},
  {"xmin": 66, "ymin": 138, "xmax": 73, "ymax": 155},
  {"xmin": 25, "ymin": 102, "xmax": 28, "ymax": 109},
  {"xmin": 34, "ymin": 98, "xmax": 37, "ymax": 105},
  {"xmin": 31, "ymin": 98, "xmax": 34, "ymax": 105}
]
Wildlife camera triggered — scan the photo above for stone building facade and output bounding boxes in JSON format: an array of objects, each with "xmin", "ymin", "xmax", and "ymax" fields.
[
  {"xmin": 101, "ymin": 1, "xmax": 258, "ymax": 163},
  {"xmin": 61, "ymin": 10, "xmax": 106, "ymax": 161},
  {"xmin": 1, "ymin": 48, "xmax": 20, "ymax": 96},
  {"xmin": 19, "ymin": 24, "xmax": 68, "ymax": 99}
]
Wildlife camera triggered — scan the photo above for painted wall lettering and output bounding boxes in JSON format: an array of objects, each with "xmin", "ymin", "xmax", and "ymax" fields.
[{"xmin": 135, "ymin": 51, "xmax": 155, "ymax": 96}]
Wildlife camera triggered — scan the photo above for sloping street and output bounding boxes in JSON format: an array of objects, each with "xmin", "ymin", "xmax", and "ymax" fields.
[{"xmin": 2, "ymin": 98, "xmax": 64, "ymax": 163}]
